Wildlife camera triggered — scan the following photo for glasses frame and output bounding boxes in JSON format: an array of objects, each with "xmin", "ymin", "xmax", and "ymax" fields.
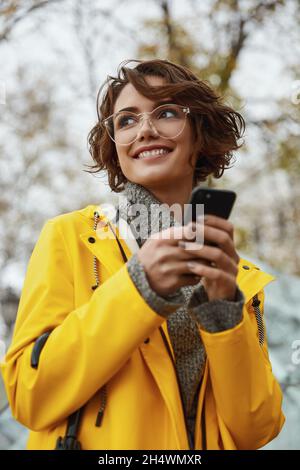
[{"xmin": 102, "ymin": 103, "xmax": 190, "ymax": 146}]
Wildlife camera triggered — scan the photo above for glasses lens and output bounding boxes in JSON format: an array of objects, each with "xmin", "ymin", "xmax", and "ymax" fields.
[
  {"xmin": 152, "ymin": 104, "xmax": 187, "ymax": 139},
  {"xmin": 112, "ymin": 111, "xmax": 139, "ymax": 145},
  {"xmin": 105, "ymin": 104, "xmax": 188, "ymax": 145}
]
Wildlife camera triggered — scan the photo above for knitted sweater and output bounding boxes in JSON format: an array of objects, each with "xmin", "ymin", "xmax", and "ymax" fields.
[{"xmin": 117, "ymin": 181, "xmax": 245, "ymax": 449}]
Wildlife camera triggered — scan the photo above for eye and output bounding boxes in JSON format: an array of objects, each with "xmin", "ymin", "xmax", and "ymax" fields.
[
  {"xmin": 115, "ymin": 113, "xmax": 138, "ymax": 129},
  {"xmin": 157, "ymin": 107, "xmax": 178, "ymax": 119}
]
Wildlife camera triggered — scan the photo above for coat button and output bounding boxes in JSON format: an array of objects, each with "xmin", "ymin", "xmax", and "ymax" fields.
[
  {"xmin": 242, "ymin": 265, "xmax": 250, "ymax": 270},
  {"xmin": 144, "ymin": 338, "xmax": 150, "ymax": 344},
  {"xmin": 88, "ymin": 237, "xmax": 96, "ymax": 243}
]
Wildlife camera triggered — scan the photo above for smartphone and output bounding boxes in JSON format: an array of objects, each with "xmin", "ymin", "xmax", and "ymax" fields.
[
  {"xmin": 185, "ymin": 187, "xmax": 236, "ymax": 248},
  {"xmin": 186, "ymin": 187, "xmax": 236, "ymax": 222}
]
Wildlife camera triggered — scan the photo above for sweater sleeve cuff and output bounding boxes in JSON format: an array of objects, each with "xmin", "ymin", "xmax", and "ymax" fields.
[
  {"xmin": 188, "ymin": 285, "xmax": 245, "ymax": 333},
  {"xmin": 126, "ymin": 253, "xmax": 185, "ymax": 317}
]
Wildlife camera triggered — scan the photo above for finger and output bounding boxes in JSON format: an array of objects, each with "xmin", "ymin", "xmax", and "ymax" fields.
[
  {"xmin": 201, "ymin": 216, "xmax": 239, "ymax": 262},
  {"xmin": 151, "ymin": 224, "xmax": 197, "ymax": 246},
  {"xmin": 188, "ymin": 223, "xmax": 237, "ymax": 261},
  {"xmin": 197, "ymin": 214, "xmax": 234, "ymax": 239},
  {"xmin": 184, "ymin": 222, "xmax": 235, "ymax": 256},
  {"xmin": 161, "ymin": 245, "xmax": 212, "ymax": 270},
  {"xmin": 187, "ymin": 262, "xmax": 236, "ymax": 283},
  {"xmin": 158, "ymin": 262, "xmax": 202, "ymax": 287},
  {"xmin": 179, "ymin": 242, "xmax": 238, "ymax": 276},
  {"xmin": 163, "ymin": 227, "xmax": 238, "ymax": 267},
  {"xmin": 160, "ymin": 259, "xmax": 206, "ymax": 277}
]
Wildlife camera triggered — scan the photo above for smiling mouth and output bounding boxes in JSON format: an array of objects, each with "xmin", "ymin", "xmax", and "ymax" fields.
[{"xmin": 134, "ymin": 148, "xmax": 172, "ymax": 160}]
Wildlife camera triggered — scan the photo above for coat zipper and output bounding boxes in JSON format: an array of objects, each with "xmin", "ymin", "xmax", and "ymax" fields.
[{"xmin": 252, "ymin": 294, "xmax": 265, "ymax": 346}]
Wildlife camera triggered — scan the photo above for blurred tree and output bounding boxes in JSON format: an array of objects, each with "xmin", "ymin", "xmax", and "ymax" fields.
[
  {"xmin": 0, "ymin": 0, "xmax": 299, "ymax": 276},
  {"xmin": 137, "ymin": 0, "xmax": 300, "ymax": 274},
  {"xmin": 0, "ymin": 64, "xmax": 101, "ymax": 293},
  {"xmin": 0, "ymin": 0, "xmax": 63, "ymax": 42}
]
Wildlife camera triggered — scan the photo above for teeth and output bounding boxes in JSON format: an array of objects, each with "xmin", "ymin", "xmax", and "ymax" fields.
[{"xmin": 137, "ymin": 148, "xmax": 170, "ymax": 159}]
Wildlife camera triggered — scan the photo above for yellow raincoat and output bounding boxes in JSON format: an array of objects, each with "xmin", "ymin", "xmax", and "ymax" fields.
[{"xmin": 0, "ymin": 205, "xmax": 285, "ymax": 449}]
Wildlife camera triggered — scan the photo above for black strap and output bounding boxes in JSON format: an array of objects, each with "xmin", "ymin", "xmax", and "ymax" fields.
[
  {"xmin": 30, "ymin": 331, "xmax": 51, "ymax": 369},
  {"xmin": 107, "ymin": 219, "xmax": 128, "ymax": 263},
  {"xmin": 31, "ymin": 331, "xmax": 83, "ymax": 450},
  {"xmin": 55, "ymin": 409, "xmax": 83, "ymax": 450}
]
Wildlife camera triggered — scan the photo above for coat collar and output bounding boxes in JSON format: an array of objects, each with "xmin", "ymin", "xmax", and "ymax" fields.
[{"xmin": 79, "ymin": 204, "xmax": 132, "ymax": 276}]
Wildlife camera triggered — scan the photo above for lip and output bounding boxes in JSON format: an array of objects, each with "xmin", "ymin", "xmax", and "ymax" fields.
[{"xmin": 132, "ymin": 145, "xmax": 173, "ymax": 159}]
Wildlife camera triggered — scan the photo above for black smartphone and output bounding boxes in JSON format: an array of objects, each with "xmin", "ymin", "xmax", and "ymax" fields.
[
  {"xmin": 186, "ymin": 187, "xmax": 236, "ymax": 222},
  {"xmin": 185, "ymin": 187, "xmax": 236, "ymax": 248}
]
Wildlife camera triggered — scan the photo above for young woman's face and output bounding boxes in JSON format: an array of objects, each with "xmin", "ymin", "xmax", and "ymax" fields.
[{"xmin": 113, "ymin": 75, "xmax": 196, "ymax": 190}]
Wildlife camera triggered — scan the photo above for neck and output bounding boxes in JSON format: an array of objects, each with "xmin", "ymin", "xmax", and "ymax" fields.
[
  {"xmin": 121, "ymin": 179, "xmax": 195, "ymax": 233},
  {"xmin": 145, "ymin": 181, "xmax": 194, "ymax": 222}
]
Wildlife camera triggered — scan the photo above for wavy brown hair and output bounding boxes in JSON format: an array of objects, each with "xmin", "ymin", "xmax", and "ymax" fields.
[{"xmin": 87, "ymin": 59, "xmax": 245, "ymax": 192}]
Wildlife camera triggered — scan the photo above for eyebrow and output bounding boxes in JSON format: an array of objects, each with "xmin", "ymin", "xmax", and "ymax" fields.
[{"xmin": 116, "ymin": 100, "xmax": 174, "ymax": 114}]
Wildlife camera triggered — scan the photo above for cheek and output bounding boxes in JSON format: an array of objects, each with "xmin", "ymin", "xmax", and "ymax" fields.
[
  {"xmin": 115, "ymin": 146, "xmax": 134, "ymax": 179},
  {"xmin": 176, "ymin": 127, "xmax": 194, "ymax": 162},
  {"xmin": 115, "ymin": 146, "xmax": 128, "ymax": 167}
]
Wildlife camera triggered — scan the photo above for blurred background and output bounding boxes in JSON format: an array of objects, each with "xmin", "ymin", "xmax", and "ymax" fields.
[{"xmin": 0, "ymin": 0, "xmax": 299, "ymax": 450}]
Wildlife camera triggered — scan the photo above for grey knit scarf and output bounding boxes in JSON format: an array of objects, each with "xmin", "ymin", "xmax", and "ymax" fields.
[{"xmin": 118, "ymin": 181, "xmax": 207, "ymax": 416}]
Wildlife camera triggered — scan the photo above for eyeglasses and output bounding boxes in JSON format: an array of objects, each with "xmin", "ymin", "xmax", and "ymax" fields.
[{"xmin": 102, "ymin": 103, "xmax": 190, "ymax": 146}]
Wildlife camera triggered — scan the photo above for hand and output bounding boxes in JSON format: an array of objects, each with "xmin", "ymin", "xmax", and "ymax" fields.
[
  {"xmin": 180, "ymin": 215, "xmax": 240, "ymax": 301},
  {"xmin": 137, "ymin": 225, "xmax": 203, "ymax": 297}
]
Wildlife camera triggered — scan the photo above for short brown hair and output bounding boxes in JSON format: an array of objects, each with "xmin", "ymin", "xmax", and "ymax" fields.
[{"xmin": 87, "ymin": 59, "xmax": 245, "ymax": 192}]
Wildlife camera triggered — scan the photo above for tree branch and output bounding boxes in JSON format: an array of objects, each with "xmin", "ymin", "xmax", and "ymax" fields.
[{"xmin": 0, "ymin": 0, "xmax": 63, "ymax": 42}]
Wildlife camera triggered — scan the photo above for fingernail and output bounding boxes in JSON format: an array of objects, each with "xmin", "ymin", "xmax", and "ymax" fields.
[
  {"xmin": 197, "ymin": 214, "xmax": 207, "ymax": 222},
  {"xmin": 187, "ymin": 261, "xmax": 197, "ymax": 268}
]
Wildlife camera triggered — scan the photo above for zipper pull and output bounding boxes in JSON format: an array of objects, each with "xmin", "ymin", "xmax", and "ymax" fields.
[
  {"xmin": 95, "ymin": 385, "xmax": 107, "ymax": 427},
  {"xmin": 95, "ymin": 409, "xmax": 104, "ymax": 427}
]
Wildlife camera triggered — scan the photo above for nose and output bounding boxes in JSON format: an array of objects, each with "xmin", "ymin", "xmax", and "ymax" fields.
[{"xmin": 136, "ymin": 116, "xmax": 159, "ymax": 141}]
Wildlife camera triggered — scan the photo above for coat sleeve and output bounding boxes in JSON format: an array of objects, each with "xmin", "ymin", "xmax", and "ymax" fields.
[
  {"xmin": 0, "ymin": 219, "xmax": 165, "ymax": 432},
  {"xmin": 199, "ymin": 288, "xmax": 285, "ymax": 449}
]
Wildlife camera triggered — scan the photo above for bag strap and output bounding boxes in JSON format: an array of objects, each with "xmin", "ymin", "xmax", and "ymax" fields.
[
  {"xmin": 55, "ymin": 409, "xmax": 83, "ymax": 450},
  {"xmin": 30, "ymin": 331, "xmax": 51, "ymax": 368},
  {"xmin": 30, "ymin": 331, "xmax": 83, "ymax": 450}
]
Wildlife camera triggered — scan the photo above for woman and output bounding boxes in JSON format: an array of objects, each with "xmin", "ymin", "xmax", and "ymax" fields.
[{"xmin": 1, "ymin": 59, "xmax": 285, "ymax": 450}]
